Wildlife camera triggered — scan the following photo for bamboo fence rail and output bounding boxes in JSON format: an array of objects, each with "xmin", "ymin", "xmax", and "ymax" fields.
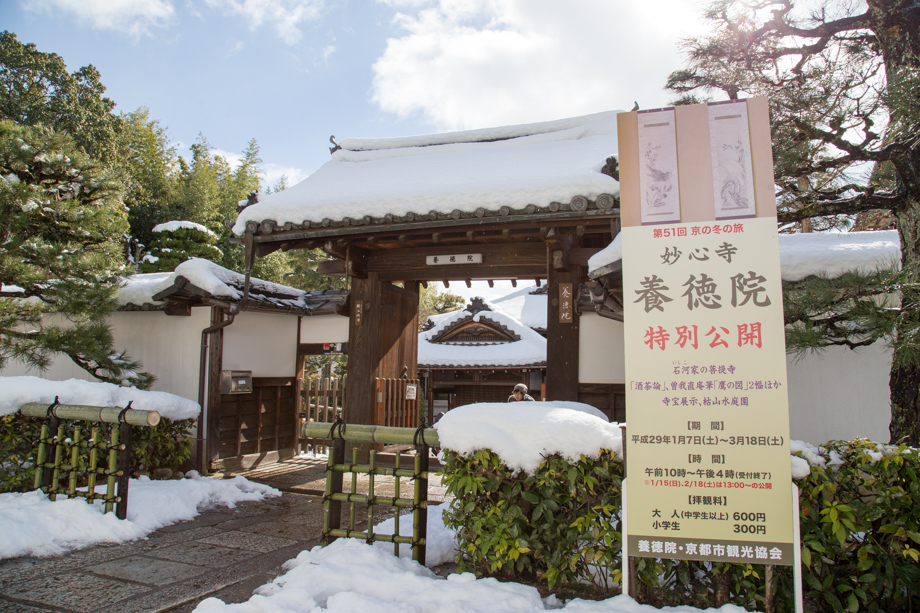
[
  {"xmin": 19, "ymin": 398, "xmax": 160, "ymax": 519},
  {"xmin": 304, "ymin": 421, "xmax": 434, "ymax": 564}
]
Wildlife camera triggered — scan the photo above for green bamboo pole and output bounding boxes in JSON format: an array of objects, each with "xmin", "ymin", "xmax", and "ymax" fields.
[
  {"xmin": 326, "ymin": 493, "xmax": 427, "ymax": 508},
  {"xmin": 349, "ymin": 448, "xmax": 358, "ymax": 532},
  {"xmin": 19, "ymin": 403, "xmax": 160, "ymax": 427},
  {"xmin": 33, "ymin": 422, "xmax": 50, "ymax": 491},
  {"xmin": 50, "ymin": 424, "xmax": 65, "ymax": 500},
  {"xmin": 394, "ymin": 450, "xmax": 401, "ymax": 558},
  {"xmin": 367, "ymin": 450, "xmax": 376, "ymax": 544},
  {"xmin": 86, "ymin": 428, "xmax": 100, "ymax": 499},
  {"xmin": 301, "ymin": 422, "xmax": 438, "ymax": 447},
  {"xmin": 105, "ymin": 427, "xmax": 119, "ymax": 514},
  {"xmin": 412, "ymin": 452, "xmax": 421, "ymax": 563},
  {"xmin": 67, "ymin": 428, "xmax": 82, "ymax": 496}
]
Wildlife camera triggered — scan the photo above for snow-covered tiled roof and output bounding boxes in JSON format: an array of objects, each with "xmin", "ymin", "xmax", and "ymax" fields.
[
  {"xmin": 233, "ymin": 111, "xmax": 621, "ymax": 235},
  {"xmin": 117, "ymin": 259, "xmax": 346, "ymax": 314},
  {"xmin": 418, "ymin": 299, "xmax": 545, "ymax": 368},
  {"xmin": 490, "ymin": 286, "xmax": 548, "ymax": 331},
  {"xmin": 588, "ymin": 230, "xmax": 901, "ymax": 282}
]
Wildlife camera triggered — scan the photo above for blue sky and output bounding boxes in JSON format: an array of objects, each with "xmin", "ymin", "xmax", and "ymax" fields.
[
  {"xmin": 2, "ymin": 0, "xmax": 706, "ymax": 188},
  {"xmin": 3, "ymin": 0, "xmax": 707, "ymax": 301}
]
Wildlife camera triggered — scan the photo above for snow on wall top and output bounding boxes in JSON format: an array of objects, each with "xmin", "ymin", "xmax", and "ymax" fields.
[
  {"xmin": 152, "ymin": 221, "xmax": 216, "ymax": 236},
  {"xmin": 435, "ymin": 402, "xmax": 619, "ymax": 474},
  {"xmin": 116, "ymin": 258, "xmax": 329, "ymax": 312},
  {"xmin": 588, "ymin": 230, "xmax": 900, "ymax": 281},
  {"xmin": 233, "ymin": 111, "xmax": 621, "ymax": 234},
  {"xmin": 418, "ymin": 300, "xmax": 546, "ymax": 368},
  {"xmin": 0, "ymin": 375, "xmax": 200, "ymax": 420}
]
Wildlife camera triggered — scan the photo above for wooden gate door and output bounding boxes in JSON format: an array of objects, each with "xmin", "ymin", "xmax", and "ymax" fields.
[{"xmin": 345, "ymin": 274, "xmax": 420, "ymax": 426}]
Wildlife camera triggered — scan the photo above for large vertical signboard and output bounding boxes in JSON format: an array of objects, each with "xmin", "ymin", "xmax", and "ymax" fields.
[{"xmin": 619, "ymin": 99, "xmax": 795, "ymax": 565}]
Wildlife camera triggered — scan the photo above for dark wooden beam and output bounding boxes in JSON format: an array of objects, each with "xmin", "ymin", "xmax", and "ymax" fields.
[
  {"xmin": 323, "ymin": 239, "xmax": 347, "ymax": 259},
  {"xmin": 487, "ymin": 280, "xmax": 494, "ymax": 288},
  {"xmin": 465, "ymin": 279, "xmax": 471, "ymax": 288},
  {"xmin": 317, "ymin": 259, "xmax": 346, "ymax": 277},
  {"xmin": 367, "ymin": 242, "xmax": 547, "ymax": 282},
  {"xmin": 346, "ymin": 246, "xmax": 368, "ymax": 279}
]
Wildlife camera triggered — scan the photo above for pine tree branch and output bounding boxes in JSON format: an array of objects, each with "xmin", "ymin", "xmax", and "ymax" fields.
[{"xmin": 778, "ymin": 186, "xmax": 905, "ymax": 222}]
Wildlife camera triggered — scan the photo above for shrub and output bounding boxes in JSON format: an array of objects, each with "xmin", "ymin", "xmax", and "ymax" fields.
[
  {"xmin": 0, "ymin": 413, "xmax": 193, "ymax": 494},
  {"xmin": 440, "ymin": 438, "xmax": 920, "ymax": 611},
  {"xmin": 440, "ymin": 447, "xmax": 623, "ymax": 595}
]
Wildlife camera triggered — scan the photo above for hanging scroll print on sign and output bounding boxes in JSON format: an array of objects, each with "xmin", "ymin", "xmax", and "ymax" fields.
[{"xmin": 617, "ymin": 98, "xmax": 798, "ymax": 582}]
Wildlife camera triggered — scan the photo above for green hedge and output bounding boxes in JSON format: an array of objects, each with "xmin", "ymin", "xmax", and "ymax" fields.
[
  {"xmin": 440, "ymin": 438, "xmax": 920, "ymax": 611},
  {"xmin": 0, "ymin": 413, "xmax": 193, "ymax": 494}
]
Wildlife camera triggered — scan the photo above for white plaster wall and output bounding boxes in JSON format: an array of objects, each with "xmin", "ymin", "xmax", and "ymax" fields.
[
  {"xmin": 300, "ymin": 315, "xmax": 349, "ymax": 343},
  {"xmin": 576, "ymin": 313, "xmax": 892, "ymax": 444},
  {"xmin": 110, "ymin": 310, "xmax": 210, "ymax": 401},
  {"xmin": 786, "ymin": 344, "xmax": 891, "ymax": 444},
  {"xmin": 0, "ymin": 310, "xmax": 208, "ymax": 403},
  {"xmin": 578, "ymin": 313, "xmax": 626, "ymax": 384},
  {"xmin": 222, "ymin": 312, "xmax": 298, "ymax": 377}
]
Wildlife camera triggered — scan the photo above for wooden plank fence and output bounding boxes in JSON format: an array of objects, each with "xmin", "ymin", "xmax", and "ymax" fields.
[
  {"xmin": 374, "ymin": 378, "xmax": 420, "ymax": 428},
  {"xmin": 300, "ymin": 374, "xmax": 345, "ymax": 453}
]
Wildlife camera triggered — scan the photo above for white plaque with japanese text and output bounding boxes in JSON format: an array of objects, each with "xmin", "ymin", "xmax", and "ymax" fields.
[
  {"xmin": 622, "ymin": 217, "xmax": 794, "ymax": 564},
  {"xmin": 426, "ymin": 254, "xmax": 483, "ymax": 265},
  {"xmin": 638, "ymin": 108, "xmax": 681, "ymax": 225}
]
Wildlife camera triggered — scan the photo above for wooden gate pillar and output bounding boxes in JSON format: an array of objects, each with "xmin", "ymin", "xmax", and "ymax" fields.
[
  {"xmin": 545, "ymin": 262, "xmax": 582, "ymax": 401},
  {"xmin": 344, "ymin": 273, "xmax": 420, "ymax": 426}
]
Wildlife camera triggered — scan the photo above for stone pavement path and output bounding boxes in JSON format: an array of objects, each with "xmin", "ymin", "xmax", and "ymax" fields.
[
  {"xmin": 0, "ymin": 455, "xmax": 449, "ymax": 613},
  {"xmin": 0, "ymin": 492, "xmax": 327, "ymax": 613}
]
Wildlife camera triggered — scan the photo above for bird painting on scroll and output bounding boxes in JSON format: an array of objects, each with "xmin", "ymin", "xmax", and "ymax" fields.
[
  {"xmin": 638, "ymin": 108, "xmax": 681, "ymax": 225},
  {"xmin": 709, "ymin": 101, "xmax": 757, "ymax": 219}
]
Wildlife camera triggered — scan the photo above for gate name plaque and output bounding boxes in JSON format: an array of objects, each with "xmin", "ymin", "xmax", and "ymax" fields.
[{"xmin": 426, "ymin": 254, "xmax": 483, "ymax": 265}]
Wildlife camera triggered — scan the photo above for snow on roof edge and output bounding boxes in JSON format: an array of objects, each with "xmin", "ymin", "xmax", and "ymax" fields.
[
  {"xmin": 339, "ymin": 111, "xmax": 620, "ymax": 152},
  {"xmin": 588, "ymin": 230, "xmax": 901, "ymax": 282}
]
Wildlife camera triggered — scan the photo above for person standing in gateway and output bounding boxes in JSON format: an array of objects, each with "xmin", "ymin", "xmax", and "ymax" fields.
[{"xmin": 507, "ymin": 383, "xmax": 534, "ymax": 402}]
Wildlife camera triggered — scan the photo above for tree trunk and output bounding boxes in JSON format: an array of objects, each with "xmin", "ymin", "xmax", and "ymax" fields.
[
  {"xmin": 890, "ymin": 200, "xmax": 920, "ymax": 446},
  {"xmin": 866, "ymin": 0, "xmax": 920, "ymax": 446}
]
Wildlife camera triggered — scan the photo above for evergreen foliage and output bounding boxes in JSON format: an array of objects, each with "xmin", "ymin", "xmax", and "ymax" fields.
[
  {"xmin": 0, "ymin": 31, "xmax": 121, "ymax": 165},
  {"xmin": 442, "ymin": 440, "xmax": 920, "ymax": 610},
  {"xmin": 0, "ymin": 413, "xmax": 193, "ymax": 494},
  {"xmin": 138, "ymin": 223, "xmax": 222, "ymax": 273},
  {"xmin": 666, "ymin": 0, "xmax": 920, "ymax": 444},
  {"xmin": 0, "ymin": 120, "xmax": 152, "ymax": 388}
]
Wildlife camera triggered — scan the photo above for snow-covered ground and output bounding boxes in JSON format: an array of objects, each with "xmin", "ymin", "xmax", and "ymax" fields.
[
  {"xmin": 0, "ymin": 403, "xmax": 833, "ymax": 613},
  {"xmin": 193, "ymin": 538, "xmax": 747, "ymax": 613},
  {"xmin": 0, "ymin": 473, "xmax": 278, "ymax": 559}
]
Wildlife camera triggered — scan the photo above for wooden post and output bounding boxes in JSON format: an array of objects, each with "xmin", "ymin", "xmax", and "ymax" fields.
[
  {"xmin": 546, "ymin": 253, "xmax": 582, "ymax": 401},
  {"xmin": 323, "ymin": 436, "xmax": 346, "ymax": 545},
  {"xmin": 294, "ymin": 325, "xmax": 305, "ymax": 455},
  {"xmin": 116, "ymin": 420, "xmax": 132, "ymax": 520},
  {"xmin": 414, "ymin": 437, "xmax": 430, "ymax": 566},
  {"xmin": 206, "ymin": 307, "xmax": 225, "ymax": 470},
  {"xmin": 344, "ymin": 273, "xmax": 384, "ymax": 426}
]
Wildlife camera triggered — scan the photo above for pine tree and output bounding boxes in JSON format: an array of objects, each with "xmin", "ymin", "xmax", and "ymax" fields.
[
  {"xmin": 0, "ymin": 120, "xmax": 152, "ymax": 388},
  {"xmin": 666, "ymin": 0, "xmax": 920, "ymax": 444},
  {"xmin": 138, "ymin": 221, "xmax": 223, "ymax": 273}
]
